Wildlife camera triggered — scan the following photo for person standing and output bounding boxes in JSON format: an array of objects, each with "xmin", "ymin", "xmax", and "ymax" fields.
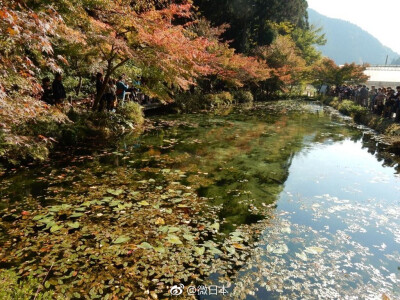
[
  {"xmin": 359, "ymin": 85, "xmax": 369, "ymax": 107},
  {"xmin": 395, "ymin": 86, "xmax": 400, "ymax": 122},
  {"xmin": 41, "ymin": 77, "xmax": 53, "ymax": 105},
  {"xmin": 105, "ymin": 79, "xmax": 117, "ymax": 111},
  {"xmin": 375, "ymin": 88, "xmax": 386, "ymax": 116},
  {"xmin": 116, "ymin": 75, "xmax": 129, "ymax": 105},
  {"xmin": 52, "ymin": 73, "xmax": 66, "ymax": 105},
  {"xmin": 93, "ymin": 72, "xmax": 104, "ymax": 110}
]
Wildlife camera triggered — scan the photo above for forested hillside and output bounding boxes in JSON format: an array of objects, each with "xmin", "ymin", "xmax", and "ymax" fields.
[{"xmin": 308, "ymin": 8, "xmax": 400, "ymax": 65}]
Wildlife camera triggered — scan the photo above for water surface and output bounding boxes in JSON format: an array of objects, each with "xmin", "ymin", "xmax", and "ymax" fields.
[{"xmin": 0, "ymin": 102, "xmax": 399, "ymax": 299}]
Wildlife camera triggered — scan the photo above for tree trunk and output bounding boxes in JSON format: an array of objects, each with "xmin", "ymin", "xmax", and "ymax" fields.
[{"xmin": 92, "ymin": 57, "xmax": 129, "ymax": 111}]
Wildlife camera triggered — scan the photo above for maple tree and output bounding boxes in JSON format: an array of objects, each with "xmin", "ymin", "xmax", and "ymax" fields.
[
  {"xmin": 0, "ymin": 1, "xmax": 67, "ymax": 126},
  {"xmin": 253, "ymin": 35, "xmax": 307, "ymax": 95},
  {"xmin": 312, "ymin": 58, "xmax": 369, "ymax": 87}
]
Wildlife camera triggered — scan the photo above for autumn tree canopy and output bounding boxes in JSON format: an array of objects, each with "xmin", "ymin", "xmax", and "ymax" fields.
[{"xmin": 312, "ymin": 58, "xmax": 369, "ymax": 87}]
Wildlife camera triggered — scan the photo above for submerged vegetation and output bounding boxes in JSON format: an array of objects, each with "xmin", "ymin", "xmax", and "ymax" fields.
[{"xmin": 1, "ymin": 102, "xmax": 400, "ymax": 298}]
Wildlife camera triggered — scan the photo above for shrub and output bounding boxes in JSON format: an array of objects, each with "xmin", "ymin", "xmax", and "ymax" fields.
[
  {"xmin": 116, "ymin": 102, "xmax": 145, "ymax": 126},
  {"xmin": 234, "ymin": 90, "xmax": 254, "ymax": 103},
  {"xmin": 338, "ymin": 100, "xmax": 368, "ymax": 121},
  {"xmin": 204, "ymin": 92, "xmax": 234, "ymax": 107}
]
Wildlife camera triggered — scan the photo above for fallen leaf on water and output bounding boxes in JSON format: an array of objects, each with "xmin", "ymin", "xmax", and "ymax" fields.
[
  {"xmin": 113, "ymin": 236, "xmax": 130, "ymax": 244},
  {"xmin": 67, "ymin": 222, "xmax": 80, "ymax": 229},
  {"xmin": 295, "ymin": 252, "xmax": 308, "ymax": 261},
  {"xmin": 155, "ymin": 218, "xmax": 165, "ymax": 225},
  {"xmin": 50, "ymin": 224, "xmax": 63, "ymax": 233},
  {"xmin": 167, "ymin": 234, "xmax": 182, "ymax": 245},
  {"xmin": 267, "ymin": 243, "xmax": 289, "ymax": 254},
  {"xmin": 107, "ymin": 189, "xmax": 124, "ymax": 196},
  {"xmin": 305, "ymin": 247, "xmax": 325, "ymax": 255},
  {"xmin": 138, "ymin": 242, "xmax": 153, "ymax": 249},
  {"xmin": 210, "ymin": 223, "xmax": 220, "ymax": 231},
  {"xmin": 195, "ymin": 247, "xmax": 205, "ymax": 256},
  {"xmin": 232, "ymin": 243, "xmax": 246, "ymax": 250}
]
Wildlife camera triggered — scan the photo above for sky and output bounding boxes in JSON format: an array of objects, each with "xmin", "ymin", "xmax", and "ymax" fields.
[{"xmin": 307, "ymin": 0, "xmax": 400, "ymax": 54}]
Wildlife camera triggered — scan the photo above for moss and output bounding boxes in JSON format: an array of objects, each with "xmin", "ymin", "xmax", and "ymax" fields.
[{"xmin": 0, "ymin": 269, "xmax": 55, "ymax": 300}]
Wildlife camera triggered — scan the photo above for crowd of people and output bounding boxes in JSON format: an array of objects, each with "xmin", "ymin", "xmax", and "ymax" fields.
[
  {"xmin": 40, "ymin": 73, "xmax": 149, "ymax": 111},
  {"xmin": 327, "ymin": 85, "xmax": 400, "ymax": 122}
]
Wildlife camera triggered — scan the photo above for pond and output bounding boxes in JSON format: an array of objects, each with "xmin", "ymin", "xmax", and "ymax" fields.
[{"xmin": 0, "ymin": 101, "xmax": 399, "ymax": 299}]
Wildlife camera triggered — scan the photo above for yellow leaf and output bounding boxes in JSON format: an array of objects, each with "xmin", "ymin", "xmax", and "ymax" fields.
[
  {"xmin": 155, "ymin": 217, "xmax": 165, "ymax": 225},
  {"xmin": 232, "ymin": 243, "xmax": 246, "ymax": 250}
]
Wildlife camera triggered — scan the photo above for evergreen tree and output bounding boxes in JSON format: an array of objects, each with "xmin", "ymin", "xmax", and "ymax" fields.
[{"xmin": 194, "ymin": 0, "xmax": 309, "ymax": 53}]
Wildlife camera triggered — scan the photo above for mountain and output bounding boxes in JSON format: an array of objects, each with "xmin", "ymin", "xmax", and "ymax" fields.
[{"xmin": 308, "ymin": 8, "xmax": 400, "ymax": 65}]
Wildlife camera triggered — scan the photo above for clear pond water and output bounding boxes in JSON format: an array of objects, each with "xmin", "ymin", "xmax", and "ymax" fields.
[{"xmin": 0, "ymin": 101, "xmax": 399, "ymax": 299}]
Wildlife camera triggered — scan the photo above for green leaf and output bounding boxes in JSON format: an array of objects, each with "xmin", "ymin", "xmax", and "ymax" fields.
[
  {"xmin": 38, "ymin": 217, "xmax": 54, "ymax": 224},
  {"xmin": 102, "ymin": 197, "xmax": 114, "ymax": 202},
  {"xmin": 70, "ymin": 213, "xmax": 84, "ymax": 218},
  {"xmin": 109, "ymin": 200, "xmax": 121, "ymax": 207},
  {"xmin": 138, "ymin": 242, "xmax": 153, "ymax": 249},
  {"xmin": 113, "ymin": 236, "xmax": 130, "ymax": 244},
  {"xmin": 210, "ymin": 223, "xmax": 220, "ymax": 231},
  {"xmin": 208, "ymin": 246, "xmax": 223, "ymax": 255},
  {"xmin": 195, "ymin": 247, "xmax": 205, "ymax": 256},
  {"xmin": 107, "ymin": 189, "xmax": 124, "ymax": 196},
  {"xmin": 168, "ymin": 226, "xmax": 180, "ymax": 233},
  {"xmin": 33, "ymin": 215, "xmax": 45, "ymax": 221},
  {"xmin": 183, "ymin": 234, "xmax": 194, "ymax": 241},
  {"xmin": 154, "ymin": 245, "xmax": 166, "ymax": 253},
  {"xmin": 138, "ymin": 201, "xmax": 150, "ymax": 206},
  {"xmin": 74, "ymin": 207, "xmax": 87, "ymax": 212},
  {"xmin": 167, "ymin": 234, "xmax": 182, "ymax": 245},
  {"xmin": 68, "ymin": 222, "xmax": 80, "ymax": 229},
  {"xmin": 50, "ymin": 224, "xmax": 63, "ymax": 233}
]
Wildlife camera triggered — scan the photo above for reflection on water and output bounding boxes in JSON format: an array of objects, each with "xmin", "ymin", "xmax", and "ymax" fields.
[
  {"xmin": 0, "ymin": 102, "xmax": 400, "ymax": 298},
  {"xmin": 209, "ymin": 136, "xmax": 400, "ymax": 299}
]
